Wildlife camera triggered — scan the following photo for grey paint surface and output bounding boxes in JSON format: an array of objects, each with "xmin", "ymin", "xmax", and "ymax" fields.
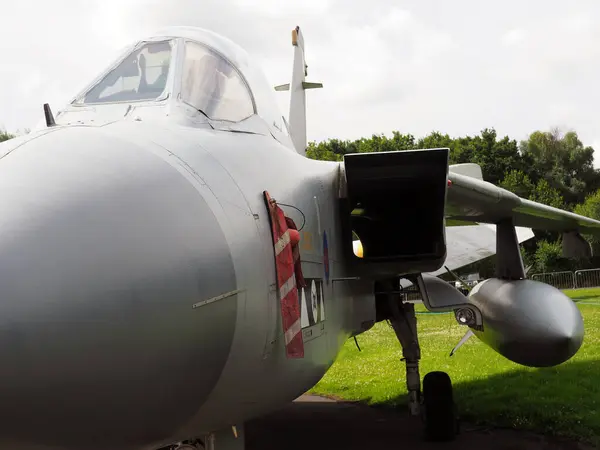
[
  {"xmin": 469, "ymin": 278, "xmax": 584, "ymax": 367},
  {"xmin": 446, "ymin": 171, "xmax": 600, "ymax": 233},
  {"xmin": 427, "ymin": 223, "xmax": 534, "ymax": 277},
  {"xmin": 1, "ymin": 25, "xmax": 600, "ymax": 450},
  {"xmin": 0, "ymin": 127, "xmax": 237, "ymax": 449}
]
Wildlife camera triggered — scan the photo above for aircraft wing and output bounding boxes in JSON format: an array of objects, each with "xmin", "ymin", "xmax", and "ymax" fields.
[
  {"xmin": 427, "ymin": 223, "xmax": 534, "ymax": 277},
  {"xmin": 446, "ymin": 166, "xmax": 600, "ymax": 235},
  {"xmin": 393, "ymin": 224, "xmax": 533, "ymax": 289}
]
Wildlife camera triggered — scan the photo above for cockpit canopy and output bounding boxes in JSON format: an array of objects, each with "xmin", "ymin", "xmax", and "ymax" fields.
[
  {"xmin": 81, "ymin": 40, "xmax": 173, "ymax": 105},
  {"xmin": 73, "ymin": 38, "xmax": 256, "ymax": 123},
  {"xmin": 181, "ymin": 41, "xmax": 254, "ymax": 122}
]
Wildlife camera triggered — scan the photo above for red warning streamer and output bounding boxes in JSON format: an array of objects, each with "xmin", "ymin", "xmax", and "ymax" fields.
[{"xmin": 264, "ymin": 191, "xmax": 305, "ymax": 359}]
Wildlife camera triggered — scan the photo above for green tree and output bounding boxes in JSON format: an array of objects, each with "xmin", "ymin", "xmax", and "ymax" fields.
[
  {"xmin": 574, "ymin": 189, "xmax": 600, "ymax": 254},
  {"xmin": 534, "ymin": 240, "xmax": 570, "ymax": 273},
  {"xmin": 307, "ymin": 132, "xmax": 418, "ymax": 160},
  {"xmin": 469, "ymin": 129, "xmax": 523, "ymax": 186},
  {"xmin": 390, "ymin": 131, "xmax": 417, "ymax": 150},
  {"xmin": 520, "ymin": 128, "xmax": 600, "ymax": 207},
  {"xmin": 530, "ymin": 179, "xmax": 564, "ymax": 209},
  {"xmin": 418, "ymin": 129, "xmax": 523, "ymax": 185},
  {"xmin": 417, "ymin": 131, "xmax": 454, "ymax": 153},
  {"xmin": 306, "ymin": 141, "xmax": 342, "ymax": 161},
  {"xmin": 0, "ymin": 130, "xmax": 14, "ymax": 143},
  {"xmin": 500, "ymin": 170, "xmax": 534, "ymax": 199}
]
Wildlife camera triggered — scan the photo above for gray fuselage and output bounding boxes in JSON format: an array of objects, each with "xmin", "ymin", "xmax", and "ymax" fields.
[{"xmin": 0, "ymin": 119, "xmax": 372, "ymax": 450}]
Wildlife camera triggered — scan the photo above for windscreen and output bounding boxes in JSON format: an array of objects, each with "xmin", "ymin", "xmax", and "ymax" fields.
[
  {"xmin": 181, "ymin": 41, "xmax": 254, "ymax": 122},
  {"xmin": 80, "ymin": 40, "xmax": 173, "ymax": 104}
]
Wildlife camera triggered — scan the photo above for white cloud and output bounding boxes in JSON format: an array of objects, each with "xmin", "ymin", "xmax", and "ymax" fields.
[
  {"xmin": 233, "ymin": 0, "xmax": 332, "ymax": 16},
  {"xmin": 502, "ymin": 28, "xmax": 527, "ymax": 46},
  {"xmin": 2, "ymin": 0, "xmax": 600, "ymax": 166},
  {"xmin": 561, "ymin": 12, "xmax": 594, "ymax": 34}
]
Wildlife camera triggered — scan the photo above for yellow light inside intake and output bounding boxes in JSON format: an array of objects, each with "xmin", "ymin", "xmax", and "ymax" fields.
[{"xmin": 353, "ymin": 240, "xmax": 363, "ymax": 258}]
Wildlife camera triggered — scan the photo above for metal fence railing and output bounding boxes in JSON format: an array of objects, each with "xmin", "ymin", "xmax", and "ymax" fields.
[
  {"xmin": 529, "ymin": 268, "xmax": 600, "ymax": 290},
  {"xmin": 530, "ymin": 271, "xmax": 576, "ymax": 290},
  {"xmin": 574, "ymin": 269, "xmax": 600, "ymax": 289}
]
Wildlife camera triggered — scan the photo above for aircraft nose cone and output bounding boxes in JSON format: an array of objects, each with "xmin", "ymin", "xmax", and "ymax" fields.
[{"xmin": 0, "ymin": 127, "xmax": 238, "ymax": 449}]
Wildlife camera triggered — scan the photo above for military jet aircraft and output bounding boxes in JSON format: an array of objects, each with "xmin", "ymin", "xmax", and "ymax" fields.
[{"xmin": 0, "ymin": 24, "xmax": 598, "ymax": 450}]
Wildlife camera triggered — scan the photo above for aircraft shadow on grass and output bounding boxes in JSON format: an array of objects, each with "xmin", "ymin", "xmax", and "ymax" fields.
[
  {"xmin": 571, "ymin": 295, "xmax": 600, "ymax": 302},
  {"xmin": 372, "ymin": 358, "xmax": 600, "ymax": 445},
  {"xmin": 245, "ymin": 360, "xmax": 600, "ymax": 449}
]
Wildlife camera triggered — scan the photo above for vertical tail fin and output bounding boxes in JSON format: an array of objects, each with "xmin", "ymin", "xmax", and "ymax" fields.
[{"xmin": 274, "ymin": 26, "xmax": 322, "ymax": 156}]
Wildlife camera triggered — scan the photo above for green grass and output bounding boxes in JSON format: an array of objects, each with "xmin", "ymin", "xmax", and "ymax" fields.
[{"xmin": 310, "ymin": 287, "xmax": 600, "ymax": 445}]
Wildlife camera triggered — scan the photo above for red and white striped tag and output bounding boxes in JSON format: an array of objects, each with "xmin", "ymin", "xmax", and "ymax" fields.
[{"xmin": 264, "ymin": 191, "xmax": 304, "ymax": 359}]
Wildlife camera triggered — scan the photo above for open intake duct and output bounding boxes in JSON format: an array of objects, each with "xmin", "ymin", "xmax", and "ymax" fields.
[{"xmin": 339, "ymin": 148, "xmax": 450, "ymax": 278}]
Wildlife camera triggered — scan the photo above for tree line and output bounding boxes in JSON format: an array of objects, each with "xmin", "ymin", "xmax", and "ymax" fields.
[
  {"xmin": 306, "ymin": 128, "xmax": 600, "ymax": 277},
  {"xmin": 0, "ymin": 131, "xmax": 13, "ymax": 143}
]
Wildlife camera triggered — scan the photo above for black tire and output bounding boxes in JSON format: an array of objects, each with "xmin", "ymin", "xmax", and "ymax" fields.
[{"xmin": 422, "ymin": 371, "xmax": 458, "ymax": 442}]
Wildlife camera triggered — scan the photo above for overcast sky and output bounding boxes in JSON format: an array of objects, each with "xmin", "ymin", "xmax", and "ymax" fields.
[{"xmin": 2, "ymin": 1, "xmax": 600, "ymax": 163}]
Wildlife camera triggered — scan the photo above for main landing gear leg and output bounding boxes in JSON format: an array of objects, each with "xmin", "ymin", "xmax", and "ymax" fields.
[
  {"xmin": 382, "ymin": 279, "xmax": 459, "ymax": 442},
  {"xmin": 384, "ymin": 280, "xmax": 421, "ymax": 416}
]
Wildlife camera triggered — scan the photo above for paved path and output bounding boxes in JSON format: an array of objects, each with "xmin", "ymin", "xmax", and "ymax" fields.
[{"xmin": 245, "ymin": 395, "xmax": 593, "ymax": 450}]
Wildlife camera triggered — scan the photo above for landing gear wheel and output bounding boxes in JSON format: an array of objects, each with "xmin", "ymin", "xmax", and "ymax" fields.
[
  {"xmin": 422, "ymin": 371, "xmax": 459, "ymax": 442},
  {"xmin": 378, "ymin": 278, "xmax": 459, "ymax": 442}
]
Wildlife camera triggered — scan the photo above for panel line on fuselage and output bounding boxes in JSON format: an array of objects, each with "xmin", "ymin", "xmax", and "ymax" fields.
[{"xmin": 192, "ymin": 289, "xmax": 243, "ymax": 309}]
